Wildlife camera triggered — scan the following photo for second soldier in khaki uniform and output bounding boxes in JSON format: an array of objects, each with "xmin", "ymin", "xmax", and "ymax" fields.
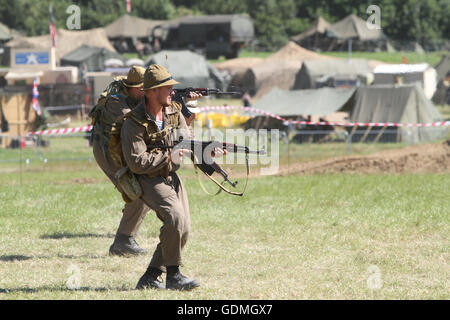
[{"xmin": 90, "ymin": 66, "xmax": 150, "ymax": 256}]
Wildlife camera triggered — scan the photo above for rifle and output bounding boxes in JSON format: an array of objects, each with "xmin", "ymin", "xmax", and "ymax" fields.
[
  {"xmin": 147, "ymin": 137, "xmax": 265, "ymax": 196},
  {"xmin": 173, "ymin": 88, "xmax": 241, "ymax": 118}
]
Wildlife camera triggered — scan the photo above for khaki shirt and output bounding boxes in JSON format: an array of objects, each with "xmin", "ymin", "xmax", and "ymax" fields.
[{"xmin": 121, "ymin": 100, "xmax": 188, "ymax": 178}]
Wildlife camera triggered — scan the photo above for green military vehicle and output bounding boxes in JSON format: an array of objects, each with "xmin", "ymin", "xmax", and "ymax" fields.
[{"xmin": 151, "ymin": 14, "xmax": 254, "ymax": 59}]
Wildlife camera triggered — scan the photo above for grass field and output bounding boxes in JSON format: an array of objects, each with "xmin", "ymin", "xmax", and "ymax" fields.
[
  {"xmin": 123, "ymin": 48, "xmax": 446, "ymax": 66},
  {"xmin": 0, "ymin": 151, "xmax": 448, "ymax": 299}
]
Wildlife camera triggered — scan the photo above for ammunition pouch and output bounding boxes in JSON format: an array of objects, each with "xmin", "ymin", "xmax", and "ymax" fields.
[{"xmin": 115, "ymin": 167, "xmax": 142, "ymax": 203}]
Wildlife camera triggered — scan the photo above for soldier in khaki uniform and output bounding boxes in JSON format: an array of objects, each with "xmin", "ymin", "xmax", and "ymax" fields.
[
  {"xmin": 120, "ymin": 64, "xmax": 202, "ymax": 291},
  {"xmin": 90, "ymin": 66, "xmax": 150, "ymax": 256}
]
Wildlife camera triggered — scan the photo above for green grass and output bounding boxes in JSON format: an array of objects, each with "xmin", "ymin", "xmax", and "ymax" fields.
[
  {"xmin": 208, "ymin": 49, "xmax": 446, "ymax": 66},
  {"xmin": 324, "ymin": 51, "xmax": 447, "ymax": 66},
  {"xmin": 0, "ymin": 160, "xmax": 448, "ymax": 299},
  {"xmin": 119, "ymin": 48, "xmax": 446, "ymax": 67}
]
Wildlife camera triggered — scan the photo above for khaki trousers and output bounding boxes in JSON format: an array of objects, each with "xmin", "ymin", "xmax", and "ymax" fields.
[
  {"xmin": 92, "ymin": 137, "xmax": 149, "ymax": 237},
  {"xmin": 137, "ymin": 173, "xmax": 190, "ymax": 271}
]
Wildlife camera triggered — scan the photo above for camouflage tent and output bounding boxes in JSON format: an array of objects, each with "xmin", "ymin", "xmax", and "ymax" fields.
[{"xmin": 145, "ymin": 50, "xmax": 227, "ymax": 89}]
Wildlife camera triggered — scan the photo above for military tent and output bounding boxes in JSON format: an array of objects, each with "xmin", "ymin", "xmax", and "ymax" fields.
[
  {"xmin": 0, "ymin": 22, "xmax": 22, "ymax": 42},
  {"xmin": 432, "ymin": 55, "xmax": 450, "ymax": 105},
  {"xmin": 105, "ymin": 14, "xmax": 164, "ymax": 53},
  {"xmin": 153, "ymin": 14, "xmax": 254, "ymax": 59},
  {"xmin": 349, "ymin": 84, "xmax": 444, "ymax": 143},
  {"xmin": 246, "ymin": 86, "xmax": 353, "ymax": 132},
  {"xmin": 325, "ymin": 14, "xmax": 386, "ymax": 51},
  {"xmin": 241, "ymin": 42, "xmax": 334, "ymax": 97},
  {"xmin": 60, "ymin": 45, "xmax": 126, "ymax": 72},
  {"xmin": 105, "ymin": 14, "xmax": 163, "ymax": 39},
  {"xmin": 293, "ymin": 59, "xmax": 373, "ymax": 90},
  {"xmin": 290, "ymin": 16, "xmax": 331, "ymax": 50},
  {"xmin": 145, "ymin": 50, "xmax": 227, "ymax": 89},
  {"xmin": 5, "ymin": 28, "xmax": 115, "ymax": 64},
  {"xmin": 373, "ymin": 63, "xmax": 437, "ymax": 99},
  {"xmin": 254, "ymin": 87, "xmax": 355, "ymax": 116}
]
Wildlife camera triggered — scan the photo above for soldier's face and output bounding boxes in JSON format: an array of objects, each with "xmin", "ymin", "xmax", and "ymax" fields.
[
  {"xmin": 129, "ymin": 86, "xmax": 144, "ymax": 100},
  {"xmin": 157, "ymin": 85, "xmax": 174, "ymax": 107}
]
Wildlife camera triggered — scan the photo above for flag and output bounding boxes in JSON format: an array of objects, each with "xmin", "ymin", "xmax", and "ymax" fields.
[
  {"xmin": 49, "ymin": 5, "xmax": 57, "ymax": 48},
  {"xmin": 126, "ymin": 0, "xmax": 132, "ymax": 13},
  {"xmin": 32, "ymin": 78, "xmax": 42, "ymax": 116}
]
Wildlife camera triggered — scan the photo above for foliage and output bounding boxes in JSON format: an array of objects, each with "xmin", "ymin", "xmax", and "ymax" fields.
[{"xmin": 0, "ymin": 0, "xmax": 448, "ymax": 50}]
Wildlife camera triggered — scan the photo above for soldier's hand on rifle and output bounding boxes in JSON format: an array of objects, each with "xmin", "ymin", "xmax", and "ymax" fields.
[
  {"xmin": 185, "ymin": 91, "xmax": 203, "ymax": 102},
  {"xmin": 169, "ymin": 148, "xmax": 191, "ymax": 164},
  {"xmin": 211, "ymin": 147, "xmax": 227, "ymax": 158}
]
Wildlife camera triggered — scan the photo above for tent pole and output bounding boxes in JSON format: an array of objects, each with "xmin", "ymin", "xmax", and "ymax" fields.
[
  {"xmin": 348, "ymin": 39, "xmax": 352, "ymax": 62},
  {"xmin": 359, "ymin": 126, "xmax": 371, "ymax": 143},
  {"xmin": 373, "ymin": 125, "xmax": 387, "ymax": 143}
]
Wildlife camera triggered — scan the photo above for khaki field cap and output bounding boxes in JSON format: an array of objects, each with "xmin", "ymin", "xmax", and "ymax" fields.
[
  {"xmin": 142, "ymin": 64, "xmax": 179, "ymax": 90},
  {"xmin": 122, "ymin": 66, "xmax": 145, "ymax": 88}
]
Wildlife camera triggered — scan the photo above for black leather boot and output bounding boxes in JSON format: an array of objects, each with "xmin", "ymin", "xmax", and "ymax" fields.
[
  {"xmin": 109, "ymin": 233, "xmax": 148, "ymax": 256},
  {"xmin": 136, "ymin": 268, "xmax": 165, "ymax": 290},
  {"xmin": 166, "ymin": 267, "xmax": 200, "ymax": 291}
]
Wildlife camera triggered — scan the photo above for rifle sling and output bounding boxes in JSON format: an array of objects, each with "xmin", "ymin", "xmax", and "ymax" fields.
[{"xmin": 192, "ymin": 152, "xmax": 249, "ymax": 197}]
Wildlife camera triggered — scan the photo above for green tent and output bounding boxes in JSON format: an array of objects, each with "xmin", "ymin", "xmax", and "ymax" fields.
[
  {"xmin": 254, "ymin": 87, "xmax": 355, "ymax": 116},
  {"xmin": 105, "ymin": 14, "xmax": 163, "ymax": 39},
  {"xmin": 61, "ymin": 44, "xmax": 126, "ymax": 72},
  {"xmin": 290, "ymin": 16, "xmax": 331, "ymax": 50},
  {"xmin": 326, "ymin": 14, "xmax": 385, "ymax": 41},
  {"xmin": 293, "ymin": 59, "xmax": 373, "ymax": 90},
  {"xmin": 432, "ymin": 55, "xmax": 450, "ymax": 105},
  {"xmin": 0, "ymin": 22, "xmax": 12, "ymax": 41},
  {"xmin": 350, "ymin": 84, "xmax": 444, "ymax": 143},
  {"xmin": 145, "ymin": 50, "xmax": 227, "ymax": 90}
]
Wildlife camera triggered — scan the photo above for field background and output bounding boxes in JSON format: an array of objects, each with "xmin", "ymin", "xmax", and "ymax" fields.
[
  {"xmin": 0, "ymin": 137, "xmax": 449, "ymax": 299},
  {"xmin": 1, "ymin": 49, "xmax": 449, "ymax": 299}
]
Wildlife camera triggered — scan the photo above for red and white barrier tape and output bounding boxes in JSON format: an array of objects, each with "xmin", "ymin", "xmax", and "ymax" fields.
[
  {"xmin": 27, "ymin": 125, "xmax": 93, "ymax": 136},
  {"xmin": 199, "ymin": 105, "xmax": 450, "ymax": 128},
  {"xmin": 26, "ymin": 106, "xmax": 450, "ymax": 136}
]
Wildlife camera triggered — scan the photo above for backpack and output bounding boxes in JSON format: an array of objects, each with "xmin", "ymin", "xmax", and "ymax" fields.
[
  {"xmin": 108, "ymin": 103, "xmax": 180, "ymax": 202},
  {"xmin": 88, "ymin": 76, "xmax": 126, "ymax": 126}
]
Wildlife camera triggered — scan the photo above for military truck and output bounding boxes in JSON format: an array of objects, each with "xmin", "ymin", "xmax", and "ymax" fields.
[{"xmin": 151, "ymin": 14, "xmax": 255, "ymax": 59}]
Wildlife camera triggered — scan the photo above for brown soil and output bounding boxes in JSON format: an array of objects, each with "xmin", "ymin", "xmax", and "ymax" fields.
[{"xmin": 277, "ymin": 140, "xmax": 450, "ymax": 175}]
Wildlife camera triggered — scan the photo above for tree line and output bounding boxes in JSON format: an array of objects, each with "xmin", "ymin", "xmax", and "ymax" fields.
[{"xmin": 0, "ymin": 0, "xmax": 449, "ymax": 50}]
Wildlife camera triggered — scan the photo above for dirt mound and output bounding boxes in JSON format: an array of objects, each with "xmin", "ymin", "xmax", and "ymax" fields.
[
  {"xmin": 214, "ymin": 57, "xmax": 264, "ymax": 74},
  {"xmin": 268, "ymin": 41, "xmax": 334, "ymax": 61},
  {"xmin": 278, "ymin": 140, "xmax": 450, "ymax": 175}
]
